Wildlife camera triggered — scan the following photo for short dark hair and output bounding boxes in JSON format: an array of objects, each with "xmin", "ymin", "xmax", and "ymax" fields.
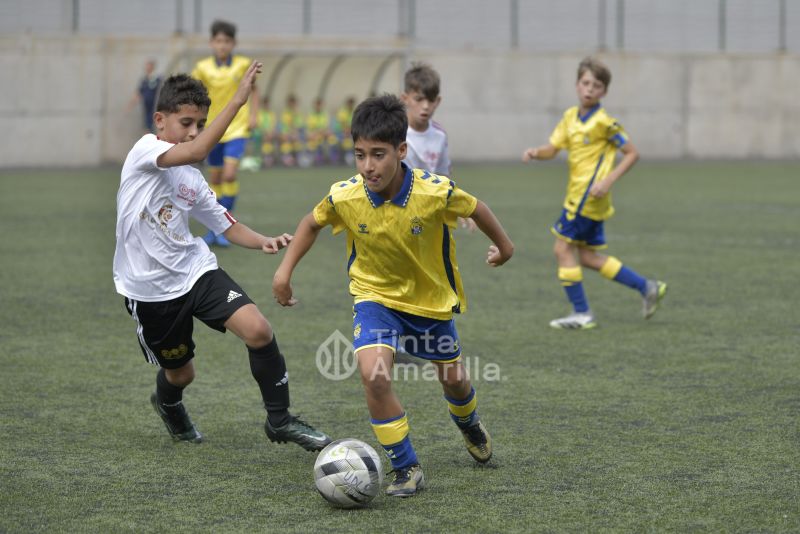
[
  {"xmin": 577, "ymin": 57, "xmax": 611, "ymax": 88},
  {"xmin": 404, "ymin": 62, "xmax": 440, "ymax": 101},
  {"xmin": 156, "ymin": 74, "xmax": 211, "ymax": 113},
  {"xmin": 351, "ymin": 94, "xmax": 407, "ymax": 148},
  {"xmin": 210, "ymin": 19, "xmax": 236, "ymax": 39}
]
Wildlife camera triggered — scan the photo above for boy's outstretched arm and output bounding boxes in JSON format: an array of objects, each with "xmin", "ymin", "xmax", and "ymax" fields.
[
  {"xmin": 223, "ymin": 222, "xmax": 292, "ymax": 254},
  {"xmin": 589, "ymin": 141, "xmax": 639, "ymax": 198},
  {"xmin": 157, "ymin": 61, "xmax": 263, "ymax": 168},
  {"xmin": 272, "ymin": 213, "xmax": 324, "ymax": 306},
  {"xmin": 469, "ymin": 200, "xmax": 514, "ymax": 267},
  {"xmin": 522, "ymin": 143, "xmax": 559, "ymax": 162}
]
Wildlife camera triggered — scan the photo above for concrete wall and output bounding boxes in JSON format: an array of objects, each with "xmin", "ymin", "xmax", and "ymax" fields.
[{"xmin": 1, "ymin": 34, "xmax": 798, "ymax": 167}]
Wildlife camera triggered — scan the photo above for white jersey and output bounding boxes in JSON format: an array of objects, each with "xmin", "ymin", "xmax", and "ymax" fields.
[
  {"xmin": 113, "ymin": 134, "xmax": 236, "ymax": 302},
  {"xmin": 404, "ymin": 121, "xmax": 451, "ymax": 176}
]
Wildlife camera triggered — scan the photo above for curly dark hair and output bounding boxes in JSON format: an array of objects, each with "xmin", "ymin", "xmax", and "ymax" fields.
[{"xmin": 156, "ymin": 74, "xmax": 211, "ymax": 113}]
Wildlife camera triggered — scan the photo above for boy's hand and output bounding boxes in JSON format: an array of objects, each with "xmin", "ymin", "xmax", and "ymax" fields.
[
  {"xmin": 589, "ymin": 181, "xmax": 611, "ymax": 198},
  {"xmin": 522, "ymin": 147, "xmax": 538, "ymax": 162},
  {"xmin": 272, "ymin": 273, "xmax": 298, "ymax": 307},
  {"xmin": 262, "ymin": 233, "xmax": 293, "ymax": 254},
  {"xmin": 232, "ymin": 61, "xmax": 263, "ymax": 108},
  {"xmin": 486, "ymin": 244, "xmax": 512, "ymax": 267}
]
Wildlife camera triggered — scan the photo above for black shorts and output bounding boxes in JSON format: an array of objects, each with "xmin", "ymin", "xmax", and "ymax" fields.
[{"xmin": 124, "ymin": 269, "xmax": 254, "ymax": 369}]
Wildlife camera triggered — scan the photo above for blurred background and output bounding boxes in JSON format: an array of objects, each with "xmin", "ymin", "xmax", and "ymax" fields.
[{"xmin": 1, "ymin": 0, "xmax": 798, "ymax": 167}]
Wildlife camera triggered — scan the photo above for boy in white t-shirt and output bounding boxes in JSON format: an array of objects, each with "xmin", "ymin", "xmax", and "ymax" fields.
[
  {"xmin": 402, "ymin": 62, "xmax": 476, "ymax": 231},
  {"xmin": 113, "ymin": 62, "xmax": 331, "ymax": 450}
]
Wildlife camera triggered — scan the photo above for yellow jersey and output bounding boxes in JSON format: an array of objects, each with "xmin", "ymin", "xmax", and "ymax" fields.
[
  {"xmin": 313, "ymin": 166, "xmax": 478, "ymax": 320},
  {"xmin": 191, "ymin": 55, "xmax": 252, "ymax": 143},
  {"xmin": 549, "ymin": 105, "xmax": 629, "ymax": 221}
]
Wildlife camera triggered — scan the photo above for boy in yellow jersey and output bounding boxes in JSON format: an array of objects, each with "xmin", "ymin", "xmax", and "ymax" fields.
[
  {"xmin": 278, "ymin": 94, "xmax": 304, "ymax": 167},
  {"xmin": 192, "ymin": 20, "xmax": 259, "ymax": 247},
  {"xmin": 334, "ymin": 96, "xmax": 356, "ymax": 165},
  {"xmin": 522, "ymin": 57, "xmax": 667, "ymax": 329},
  {"xmin": 305, "ymin": 97, "xmax": 337, "ymax": 165},
  {"xmin": 254, "ymin": 95, "xmax": 278, "ymax": 168},
  {"xmin": 273, "ymin": 95, "xmax": 514, "ymax": 497}
]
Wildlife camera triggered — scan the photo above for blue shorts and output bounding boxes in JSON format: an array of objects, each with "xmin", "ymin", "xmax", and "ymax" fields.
[
  {"xmin": 208, "ymin": 138, "xmax": 247, "ymax": 167},
  {"xmin": 551, "ymin": 209, "xmax": 607, "ymax": 249},
  {"xmin": 352, "ymin": 301, "xmax": 461, "ymax": 362}
]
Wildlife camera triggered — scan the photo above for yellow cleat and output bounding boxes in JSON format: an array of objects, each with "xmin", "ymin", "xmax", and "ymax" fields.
[
  {"xmin": 385, "ymin": 464, "xmax": 425, "ymax": 497},
  {"xmin": 460, "ymin": 420, "xmax": 492, "ymax": 463}
]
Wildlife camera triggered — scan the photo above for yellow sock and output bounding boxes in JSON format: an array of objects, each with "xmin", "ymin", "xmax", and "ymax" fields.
[
  {"xmin": 599, "ymin": 256, "xmax": 623, "ymax": 279},
  {"xmin": 558, "ymin": 266, "xmax": 583, "ymax": 286},
  {"xmin": 221, "ymin": 180, "xmax": 239, "ymax": 198}
]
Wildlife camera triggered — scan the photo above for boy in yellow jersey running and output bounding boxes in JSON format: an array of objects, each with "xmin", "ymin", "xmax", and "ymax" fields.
[
  {"xmin": 273, "ymin": 95, "xmax": 514, "ymax": 497},
  {"xmin": 522, "ymin": 57, "xmax": 667, "ymax": 330},
  {"xmin": 192, "ymin": 19, "xmax": 259, "ymax": 247}
]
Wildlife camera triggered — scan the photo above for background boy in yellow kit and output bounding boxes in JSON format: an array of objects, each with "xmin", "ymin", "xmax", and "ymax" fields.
[
  {"xmin": 272, "ymin": 95, "xmax": 514, "ymax": 497},
  {"xmin": 192, "ymin": 19, "xmax": 258, "ymax": 247},
  {"xmin": 523, "ymin": 57, "xmax": 667, "ymax": 329}
]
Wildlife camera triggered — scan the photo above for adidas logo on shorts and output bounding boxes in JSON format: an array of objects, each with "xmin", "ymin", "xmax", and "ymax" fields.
[{"xmin": 227, "ymin": 290, "xmax": 242, "ymax": 303}]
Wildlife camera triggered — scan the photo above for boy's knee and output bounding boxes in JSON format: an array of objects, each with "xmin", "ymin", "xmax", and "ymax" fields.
[
  {"xmin": 165, "ymin": 365, "xmax": 195, "ymax": 387},
  {"xmin": 360, "ymin": 369, "xmax": 392, "ymax": 396},
  {"xmin": 239, "ymin": 313, "xmax": 273, "ymax": 348}
]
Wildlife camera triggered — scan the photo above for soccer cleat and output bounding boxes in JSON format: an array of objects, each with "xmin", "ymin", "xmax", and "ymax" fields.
[
  {"xmin": 643, "ymin": 280, "xmax": 668, "ymax": 319},
  {"xmin": 460, "ymin": 420, "xmax": 493, "ymax": 463},
  {"xmin": 265, "ymin": 415, "xmax": 332, "ymax": 452},
  {"xmin": 202, "ymin": 230, "xmax": 215, "ymax": 246},
  {"xmin": 549, "ymin": 312, "xmax": 597, "ymax": 330},
  {"xmin": 150, "ymin": 392, "xmax": 203, "ymax": 443},
  {"xmin": 214, "ymin": 233, "xmax": 231, "ymax": 248},
  {"xmin": 385, "ymin": 464, "xmax": 425, "ymax": 497}
]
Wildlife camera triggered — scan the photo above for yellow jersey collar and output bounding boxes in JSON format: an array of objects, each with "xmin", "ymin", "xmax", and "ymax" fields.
[
  {"xmin": 578, "ymin": 103, "xmax": 601, "ymax": 123},
  {"xmin": 364, "ymin": 163, "xmax": 414, "ymax": 208}
]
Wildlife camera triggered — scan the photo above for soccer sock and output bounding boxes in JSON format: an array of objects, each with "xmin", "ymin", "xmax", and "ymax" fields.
[
  {"xmin": 156, "ymin": 368, "xmax": 184, "ymax": 406},
  {"xmin": 220, "ymin": 180, "xmax": 239, "ymax": 212},
  {"xmin": 558, "ymin": 266, "xmax": 590, "ymax": 313},
  {"xmin": 248, "ymin": 336, "xmax": 291, "ymax": 427},
  {"xmin": 371, "ymin": 413, "xmax": 419, "ymax": 470},
  {"xmin": 445, "ymin": 387, "xmax": 479, "ymax": 430},
  {"xmin": 600, "ymin": 256, "xmax": 647, "ymax": 294},
  {"xmin": 209, "ymin": 182, "xmax": 223, "ymax": 202}
]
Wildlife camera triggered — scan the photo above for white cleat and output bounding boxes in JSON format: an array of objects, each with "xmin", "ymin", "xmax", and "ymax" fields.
[
  {"xmin": 643, "ymin": 280, "xmax": 668, "ymax": 319},
  {"xmin": 549, "ymin": 312, "xmax": 597, "ymax": 330}
]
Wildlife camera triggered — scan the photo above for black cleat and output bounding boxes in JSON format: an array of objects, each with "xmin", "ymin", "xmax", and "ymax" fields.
[
  {"xmin": 264, "ymin": 415, "xmax": 332, "ymax": 451},
  {"xmin": 150, "ymin": 392, "xmax": 203, "ymax": 443}
]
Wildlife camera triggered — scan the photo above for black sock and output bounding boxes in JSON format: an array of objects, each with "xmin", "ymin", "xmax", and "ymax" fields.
[
  {"xmin": 248, "ymin": 335, "xmax": 291, "ymax": 427},
  {"xmin": 156, "ymin": 368, "xmax": 184, "ymax": 406}
]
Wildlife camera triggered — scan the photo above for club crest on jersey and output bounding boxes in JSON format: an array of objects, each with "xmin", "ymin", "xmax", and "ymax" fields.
[
  {"xmin": 158, "ymin": 203, "xmax": 174, "ymax": 226},
  {"xmin": 410, "ymin": 217, "xmax": 423, "ymax": 235},
  {"xmin": 358, "ymin": 223, "xmax": 369, "ymax": 234},
  {"xmin": 354, "ymin": 323, "xmax": 362, "ymax": 340}
]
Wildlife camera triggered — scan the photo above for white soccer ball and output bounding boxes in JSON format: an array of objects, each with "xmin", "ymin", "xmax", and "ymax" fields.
[{"xmin": 314, "ymin": 438, "xmax": 383, "ymax": 508}]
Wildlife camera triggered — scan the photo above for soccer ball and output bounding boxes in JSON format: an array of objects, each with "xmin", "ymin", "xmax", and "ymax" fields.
[{"xmin": 313, "ymin": 438, "xmax": 383, "ymax": 508}]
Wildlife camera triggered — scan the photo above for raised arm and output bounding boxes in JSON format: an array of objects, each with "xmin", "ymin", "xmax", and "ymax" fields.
[
  {"xmin": 157, "ymin": 61, "xmax": 262, "ymax": 168},
  {"xmin": 272, "ymin": 213, "xmax": 324, "ymax": 306},
  {"xmin": 522, "ymin": 143, "xmax": 559, "ymax": 162},
  {"xmin": 469, "ymin": 200, "xmax": 514, "ymax": 267}
]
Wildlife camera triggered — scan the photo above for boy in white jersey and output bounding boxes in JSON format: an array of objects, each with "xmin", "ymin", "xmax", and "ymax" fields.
[
  {"xmin": 522, "ymin": 57, "xmax": 667, "ymax": 329},
  {"xmin": 402, "ymin": 62, "xmax": 476, "ymax": 231},
  {"xmin": 113, "ymin": 63, "xmax": 331, "ymax": 450}
]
